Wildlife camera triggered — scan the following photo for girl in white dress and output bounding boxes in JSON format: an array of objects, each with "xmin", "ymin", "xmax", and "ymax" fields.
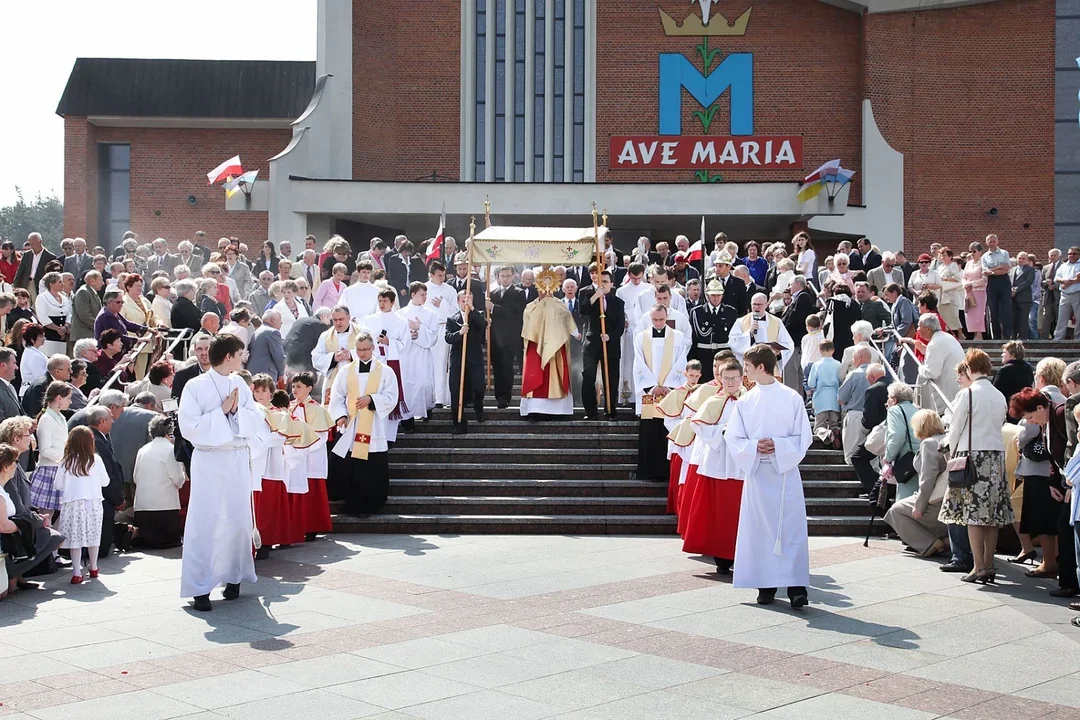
[{"xmin": 54, "ymin": 426, "xmax": 109, "ymax": 584}]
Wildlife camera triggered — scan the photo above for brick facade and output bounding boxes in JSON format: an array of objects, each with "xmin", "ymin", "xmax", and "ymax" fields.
[
  {"xmin": 864, "ymin": 0, "xmax": 1055, "ymax": 258},
  {"xmin": 351, "ymin": 0, "xmax": 461, "ymax": 182},
  {"xmin": 63, "ymin": 118, "xmax": 289, "ymax": 251}
]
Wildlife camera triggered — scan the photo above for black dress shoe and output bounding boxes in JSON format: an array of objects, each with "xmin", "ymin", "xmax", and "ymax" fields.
[
  {"xmin": 605, "ymin": 413, "xmax": 618, "ymax": 421},
  {"xmin": 582, "ymin": 414, "xmax": 598, "ymax": 421},
  {"xmin": 788, "ymin": 587, "xmax": 809, "ymax": 609},
  {"xmin": 254, "ymin": 546, "xmax": 271, "ymax": 560},
  {"xmin": 223, "ymin": 583, "xmax": 241, "ymax": 601},
  {"xmin": 940, "ymin": 561, "xmax": 974, "ymax": 573},
  {"xmin": 1050, "ymin": 587, "xmax": 1080, "ymax": 598},
  {"xmin": 714, "ymin": 558, "xmax": 732, "ymax": 575},
  {"xmin": 497, "ymin": 402, "xmax": 509, "ymax": 410},
  {"xmin": 756, "ymin": 588, "xmax": 776, "ymax": 605},
  {"xmin": 193, "ymin": 595, "xmax": 213, "ymax": 611},
  {"xmin": 453, "ymin": 426, "xmax": 468, "ymax": 435}
]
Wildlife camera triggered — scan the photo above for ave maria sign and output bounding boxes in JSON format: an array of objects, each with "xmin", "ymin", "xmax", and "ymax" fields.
[{"xmin": 610, "ymin": 135, "xmax": 803, "ymax": 170}]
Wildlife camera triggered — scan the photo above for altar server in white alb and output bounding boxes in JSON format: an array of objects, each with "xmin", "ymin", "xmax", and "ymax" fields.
[
  {"xmin": 178, "ymin": 333, "xmax": 270, "ymax": 612},
  {"xmin": 311, "ymin": 305, "xmax": 362, "ymax": 403},
  {"xmin": 724, "ymin": 343, "xmax": 812, "ymax": 609},
  {"xmin": 633, "ymin": 304, "xmax": 690, "ymax": 482},
  {"xmin": 341, "ymin": 260, "xmax": 379, "ymax": 321},
  {"xmin": 329, "ymin": 331, "xmax": 399, "ymax": 515},
  {"xmin": 424, "ymin": 260, "xmax": 458, "ymax": 407},
  {"xmin": 362, "ymin": 288, "xmax": 411, "ymax": 440},
  {"xmin": 397, "ymin": 281, "xmax": 439, "ymax": 430},
  {"xmin": 616, "ymin": 261, "xmax": 651, "ymax": 404},
  {"xmin": 728, "ymin": 293, "xmax": 794, "ymax": 377}
]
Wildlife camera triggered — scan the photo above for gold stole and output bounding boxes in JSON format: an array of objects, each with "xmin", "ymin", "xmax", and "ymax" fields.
[
  {"xmin": 344, "ymin": 361, "xmax": 383, "ymax": 460},
  {"xmin": 640, "ymin": 329, "xmax": 675, "ymax": 420},
  {"xmin": 739, "ymin": 314, "xmax": 783, "ymax": 378},
  {"xmin": 322, "ymin": 326, "xmax": 358, "ymax": 399}
]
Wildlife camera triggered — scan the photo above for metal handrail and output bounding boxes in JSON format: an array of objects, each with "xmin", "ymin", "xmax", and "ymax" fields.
[
  {"xmin": 870, "ymin": 327, "xmax": 956, "ymax": 414},
  {"xmin": 89, "ymin": 328, "xmax": 192, "ymax": 403}
]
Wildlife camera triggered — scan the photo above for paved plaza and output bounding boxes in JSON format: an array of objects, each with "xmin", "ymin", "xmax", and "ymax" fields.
[{"xmin": 1, "ymin": 534, "xmax": 1079, "ymax": 719}]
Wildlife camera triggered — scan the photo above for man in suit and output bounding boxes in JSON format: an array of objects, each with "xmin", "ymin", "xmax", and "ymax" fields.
[
  {"xmin": 448, "ymin": 253, "xmax": 481, "ymax": 293},
  {"xmin": 488, "ymin": 265, "xmax": 526, "ymax": 408},
  {"xmin": 1040, "ymin": 248, "xmax": 1062, "ymax": 339},
  {"xmin": 711, "ymin": 252, "xmax": 747, "ymax": 316},
  {"xmin": 854, "ymin": 281, "xmax": 892, "ymax": 329},
  {"xmin": 112, "ymin": 395, "xmax": 158, "ymax": 490},
  {"xmin": 580, "ymin": 269, "xmax": 625, "ymax": 419},
  {"xmin": 781, "ymin": 276, "xmax": 816, "ymax": 396},
  {"xmin": 894, "ymin": 251, "xmax": 918, "ymax": 285},
  {"xmin": 247, "ymin": 309, "xmax": 286, "ymax": 383},
  {"xmin": 247, "ymin": 271, "xmax": 275, "ymax": 316},
  {"xmin": 283, "ymin": 309, "xmax": 330, "ymax": 375},
  {"xmin": 13, "ymin": 232, "xmax": 56, "ymax": 302},
  {"xmin": 0, "ymin": 348, "xmax": 24, "ymax": 421},
  {"xmin": 64, "ymin": 237, "xmax": 94, "ymax": 287},
  {"xmin": 518, "ymin": 269, "xmax": 540, "ymax": 305},
  {"xmin": 1011, "ymin": 251, "xmax": 1037, "ymax": 339},
  {"xmin": 447, "ymin": 289, "xmax": 488, "ymax": 433},
  {"xmin": 885, "ymin": 282, "xmax": 920, "ymax": 382},
  {"xmin": 70, "ymin": 271, "xmax": 104, "ymax": 344},
  {"xmin": 86, "ymin": 405, "xmax": 126, "ymax": 557},
  {"xmin": 688, "ymin": 279, "xmax": 737, "ymax": 383},
  {"xmin": 867, "ymin": 253, "xmax": 906, "ymax": 295},
  {"xmin": 170, "ymin": 335, "xmax": 212, "ymax": 475},
  {"xmin": 732, "ymin": 265, "xmax": 765, "ymax": 301},
  {"xmin": 385, "ymin": 240, "xmax": 428, "ymax": 303},
  {"xmin": 848, "ymin": 363, "xmax": 889, "ymax": 491},
  {"xmin": 848, "ymin": 237, "xmax": 881, "ymax": 274},
  {"xmin": 145, "ymin": 238, "xmax": 179, "ymax": 277},
  {"xmin": 22, "ymin": 354, "xmax": 70, "ymax": 417}
]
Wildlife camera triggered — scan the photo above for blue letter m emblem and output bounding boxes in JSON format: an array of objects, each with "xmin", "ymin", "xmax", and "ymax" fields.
[{"xmin": 658, "ymin": 53, "xmax": 753, "ymax": 136}]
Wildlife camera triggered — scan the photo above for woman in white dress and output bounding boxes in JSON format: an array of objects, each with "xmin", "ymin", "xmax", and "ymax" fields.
[
  {"xmin": 275, "ymin": 280, "xmax": 309, "ymax": 337},
  {"xmin": 793, "ymin": 233, "xmax": 817, "ymax": 283},
  {"xmin": 150, "ymin": 276, "xmax": 174, "ymax": 329},
  {"xmin": 33, "ymin": 272, "xmax": 70, "ymax": 357}
]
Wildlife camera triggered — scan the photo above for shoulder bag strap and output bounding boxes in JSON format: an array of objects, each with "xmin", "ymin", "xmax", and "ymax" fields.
[
  {"xmin": 966, "ymin": 388, "xmax": 973, "ymax": 452},
  {"xmin": 900, "ymin": 405, "xmax": 914, "ymax": 451}
]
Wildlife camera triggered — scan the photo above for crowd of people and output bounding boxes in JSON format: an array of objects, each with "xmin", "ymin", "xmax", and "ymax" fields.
[{"xmin": 0, "ymin": 226, "xmax": 1077, "ymax": 621}]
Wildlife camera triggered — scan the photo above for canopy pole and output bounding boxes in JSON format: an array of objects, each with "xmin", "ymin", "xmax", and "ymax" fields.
[
  {"xmin": 593, "ymin": 204, "xmax": 612, "ymax": 417},
  {"xmin": 485, "ymin": 264, "xmax": 493, "ymax": 391},
  {"xmin": 458, "ymin": 216, "xmax": 477, "ymax": 424}
]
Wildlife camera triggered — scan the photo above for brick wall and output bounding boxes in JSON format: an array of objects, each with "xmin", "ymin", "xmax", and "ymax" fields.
[
  {"xmin": 352, "ymin": 0, "xmax": 461, "ymax": 181},
  {"xmin": 595, "ymin": 0, "xmax": 865, "ymax": 204},
  {"xmin": 864, "ymin": 0, "xmax": 1055, "ymax": 258},
  {"xmin": 63, "ymin": 119, "xmax": 289, "ymax": 251}
]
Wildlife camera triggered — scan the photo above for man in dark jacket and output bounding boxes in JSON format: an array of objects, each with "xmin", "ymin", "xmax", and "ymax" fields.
[
  {"xmin": 581, "ymin": 270, "xmax": 625, "ymax": 419},
  {"xmin": 1010, "ymin": 252, "xmax": 1037, "ymax": 340},
  {"xmin": 88, "ymin": 406, "xmax": 125, "ymax": 557},
  {"xmin": 993, "ymin": 341, "xmax": 1035, "ymax": 422},
  {"xmin": 12, "ymin": 232, "xmax": 56, "ymax": 302},
  {"xmin": 488, "ymin": 265, "xmax": 526, "ymax": 408},
  {"xmin": 385, "ymin": 241, "xmax": 427, "ymax": 304},
  {"xmin": 446, "ymin": 289, "xmax": 488, "ymax": 434},
  {"xmin": 850, "ymin": 363, "xmax": 890, "ymax": 492},
  {"xmin": 22, "ymin": 355, "xmax": 71, "ymax": 417}
]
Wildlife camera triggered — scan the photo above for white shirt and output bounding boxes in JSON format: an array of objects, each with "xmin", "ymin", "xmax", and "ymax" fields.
[
  {"xmin": 152, "ymin": 296, "xmax": 174, "ymax": 329},
  {"xmin": 54, "ymin": 455, "xmax": 111, "ymax": 504},
  {"xmin": 19, "ymin": 345, "xmax": 47, "ymax": 395},
  {"xmin": 35, "ymin": 408, "xmax": 68, "ymax": 466},
  {"xmin": 133, "ymin": 437, "xmax": 187, "ymax": 511},
  {"xmin": 29, "ymin": 251, "xmax": 43, "ymax": 279}
]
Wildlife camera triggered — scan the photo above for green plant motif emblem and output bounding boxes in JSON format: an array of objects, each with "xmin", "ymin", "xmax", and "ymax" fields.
[{"xmin": 692, "ymin": 36, "xmax": 723, "ymax": 182}]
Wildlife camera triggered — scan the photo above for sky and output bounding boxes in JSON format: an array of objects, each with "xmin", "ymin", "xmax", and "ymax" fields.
[{"xmin": 0, "ymin": 1, "xmax": 317, "ymax": 207}]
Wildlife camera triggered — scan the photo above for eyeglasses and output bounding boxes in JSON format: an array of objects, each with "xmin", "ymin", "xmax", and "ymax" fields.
[{"xmin": 919, "ymin": 261, "xmax": 930, "ymax": 265}]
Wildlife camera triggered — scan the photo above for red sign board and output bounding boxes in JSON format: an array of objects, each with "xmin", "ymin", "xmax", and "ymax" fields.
[{"xmin": 609, "ymin": 135, "xmax": 804, "ymax": 170}]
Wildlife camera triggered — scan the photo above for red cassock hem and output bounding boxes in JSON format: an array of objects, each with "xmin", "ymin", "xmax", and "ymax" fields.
[
  {"xmin": 677, "ymin": 464, "xmax": 699, "ymax": 536},
  {"xmin": 521, "ymin": 343, "xmax": 569, "ymax": 399},
  {"xmin": 681, "ymin": 474, "xmax": 743, "ymax": 560},
  {"xmin": 291, "ymin": 478, "xmax": 333, "ymax": 534},
  {"xmin": 667, "ymin": 454, "xmax": 683, "ymax": 515},
  {"xmin": 254, "ymin": 479, "xmax": 305, "ymax": 546}
]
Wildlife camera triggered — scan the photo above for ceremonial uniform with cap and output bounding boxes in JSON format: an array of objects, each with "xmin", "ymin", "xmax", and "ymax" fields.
[
  {"xmin": 688, "ymin": 279, "xmax": 738, "ymax": 383},
  {"xmin": 711, "ymin": 252, "xmax": 748, "ymax": 316}
]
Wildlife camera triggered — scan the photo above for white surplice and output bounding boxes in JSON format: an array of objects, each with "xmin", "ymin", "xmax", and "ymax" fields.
[
  {"xmin": 693, "ymin": 396, "xmax": 741, "ymax": 481},
  {"xmin": 723, "ymin": 381, "xmax": 812, "ymax": 590},
  {"xmin": 617, "ymin": 280, "xmax": 651, "ymax": 400},
  {"xmin": 341, "ymin": 282, "xmax": 379, "ymax": 321},
  {"xmin": 425, "ymin": 280, "xmax": 458, "ymax": 406},
  {"xmin": 178, "ymin": 369, "xmax": 270, "ymax": 598},
  {"xmin": 634, "ymin": 285, "xmax": 687, "ymax": 319},
  {"xmin": 311, "ymin": 325, "xmax": 358, "ymax": 379},
  {"xmin": 396, "ymin": 302, "xmax": 438, "ymax": 419},
  {"xmin": 632, "ymin": 327, "xmax": 689, "ymax": 416},
  {"xmin": 728, "ymin": 313, "xmax": 794, "ymax": 371},
  {"xmin": 636, "ymin": 307, "xmax": 691, "ymax": 337},
  {"xmin": 328, "ymin": 359, "xmax": 399, "ymax": 457}
]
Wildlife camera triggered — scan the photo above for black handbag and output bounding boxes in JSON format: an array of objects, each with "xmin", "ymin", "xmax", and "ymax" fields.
[
  {"xmin": 947, "ymin": 389, "xmax": 977, "ymax": 488},
  {"xmin": 892, "ymin": 405, "xmax": 917, "ymax": 484}
]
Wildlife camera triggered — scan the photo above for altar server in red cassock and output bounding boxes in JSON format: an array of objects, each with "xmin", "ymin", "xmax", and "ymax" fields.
[
  {"xmin": 657, "ymin": 360, "xmax": 702, "ymax": 517},
  {"xmin": 682, "ymin": 358, "xmax": 746, "ymax": 574},
  {"xmin": 288, "ymin": 372, "xmax": 334, "ymax": 537}
]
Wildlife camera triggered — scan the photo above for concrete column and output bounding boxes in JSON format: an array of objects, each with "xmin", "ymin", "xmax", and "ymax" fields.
[
  {"xmin": 524, "ymin": 0, "xmax": 535, "ymax": 182},
  {"xmin": 461, "ymin": 0, "xmax": 477, "ymax": 181},
  {"xmin": 544, "ymin": 0, "xmax": 555, "ymax": 182},
  {"xmin": 485, "ymin": 0, "xmax": 497, "ymax": 182},
  {"xmin": 505, "ymin": 0, "xmax": 516, "ymax": 181},
  {"xmin": 315, "ymin": 0, "xmax": 353, "ymax": 179},
  {"xmin": 584, "ymin": 0, "xmax": 596, "ymax": 182},
  {"xmin": 563, "ymin": 0, "xmax": 574, "ymax": 181}
]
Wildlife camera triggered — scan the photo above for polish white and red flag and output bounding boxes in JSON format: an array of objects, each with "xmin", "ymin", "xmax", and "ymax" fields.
[
  {"xmin": 206, "ymin": 155, "xmax": 242, "ymax": 185},
  {"xmin": 685, "ymin": 216, "xmax": 705, "ymax": 262},
  {"xmin": 426, "ymin": 206, "xmax": 446, "ymax": 264}
]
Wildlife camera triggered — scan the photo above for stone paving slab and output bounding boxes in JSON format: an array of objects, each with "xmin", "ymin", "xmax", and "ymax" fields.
[{"xmin": 0, "ymin": 534, "xmax": 1077, "ymax": 719}]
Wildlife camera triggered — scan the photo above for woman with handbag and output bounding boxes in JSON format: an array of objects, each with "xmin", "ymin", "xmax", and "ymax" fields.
[
  {"xmin": 1010, "ymin": 387, "xmax": 1065, "ymax": 580},
  {"xmin": 883, "ymin": 383, "xmax": 920, "ymax": 502},
  {"xmin": 1009, "ymin": 386, "xmax": 1079, "ymax": 599},
  {"xmin": 939, "ymin": 349, "xmax": 1011, "ymax": 584},
  {"xmin": 884, "ymin": 409, "xmax": 950, "ymax": 556}
]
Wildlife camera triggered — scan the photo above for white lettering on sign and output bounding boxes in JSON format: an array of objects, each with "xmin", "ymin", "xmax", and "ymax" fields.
[
  {"xmin": 607, "ymin": 136, "xmax": 804, "ymax": 170},
  {"xmin": 741, "ymin": 141, "xmax": 760, "ymax": 165},
  {"xmin": 691, "ymin": 141, "xmax": 716, "ymax": 164},
  {"xmin": 661, "ymin": 142, "xmax": 678, "ymax": 164},
  {"xmin": 775, "ymin": 140, "xmax": 796, "ymax": 165},
  {"xmin": 719, "ymin": 141, "xmax": 739, "ymax": 164},
  {"xmin": 617, "ymin": 141, "xmax": 639, "ymax": 165},
  {"xmin": 639, "ymin": 141, "xmax": 658, "ymax": 164}
]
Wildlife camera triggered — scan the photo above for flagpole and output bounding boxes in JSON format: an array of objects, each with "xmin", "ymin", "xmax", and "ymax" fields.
[
  {"xmin": 593, "ymin": 204, "xmax": 612, "ymax": 417},
  {"xmin": 700, "ymin": 215, "xmax": 707, "ymax": 283},
  {"xmin": 458, "ymin": 216, "xmax": 476, "ymax": 424}
]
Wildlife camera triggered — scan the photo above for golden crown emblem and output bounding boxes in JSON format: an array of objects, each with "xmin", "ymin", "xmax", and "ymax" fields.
[
  {"xmin": 535, "ymin": 268, "xmax": 560, "ymax": 296},
  {"xmin": 659, "ymin": 6, "xmax": 752, "ymax": 36}
]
